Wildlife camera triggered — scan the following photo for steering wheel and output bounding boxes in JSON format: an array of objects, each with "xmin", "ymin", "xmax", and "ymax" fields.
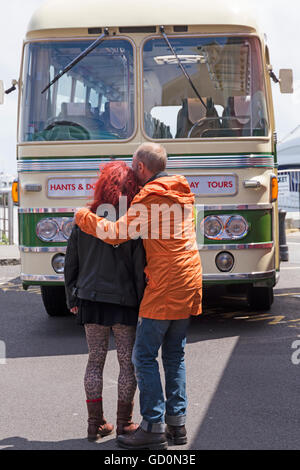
[
  {"xmin": 187, "ymin": 117, "xmax": 210, "ymax": 138},
  {"xmin": 44, "ymin": 120, "xmax": 90, "ymax": 140},
  {"xmin": 188, "ymin": 116, "xmax": 251, "ymax": 138}
]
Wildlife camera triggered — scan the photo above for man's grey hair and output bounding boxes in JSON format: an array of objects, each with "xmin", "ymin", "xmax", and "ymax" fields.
[{"xmin": 134, "ymin": 143, "xmax": 167, "ymax": 174}]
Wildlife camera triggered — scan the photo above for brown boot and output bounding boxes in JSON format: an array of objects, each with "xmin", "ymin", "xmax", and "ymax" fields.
[
  {"xmin": 116, "ymin": 400, "xmax": 139, "ymax": 435},
  {"xmin": 86, "ymin": 400, "xmax": 114, "ymax": 441}
]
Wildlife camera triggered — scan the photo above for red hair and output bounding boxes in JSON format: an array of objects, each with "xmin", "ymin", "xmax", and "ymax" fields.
[{"xmin": 89, "ymin": 161, "xmax": 140, "ymax": 214}]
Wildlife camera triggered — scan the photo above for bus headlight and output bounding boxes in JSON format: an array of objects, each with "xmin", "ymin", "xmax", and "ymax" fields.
[
  {"xmin": 202, "ymin": 216, "xmax": 223, "ymax": 239},
  {"xmin": 52, "ymin": 253, "xmax": 65, "ymax": 273},
  {"xmin": 61, "ymin": 218, "xmax": 74, "ymax": 239},
  {"xmin": 36, "ymin": 218, "xmax": 59, "ymax": 241},
  {"xmin": 36, "ymin": 217, "xmax": 74, "ymax": 242},
  {"xmin": 215, "ymin": 252, "xmax": 235, "ymax": 272},
  {"xmin": 225, "ymin": 216, "xmax": 248, "ymax": 239},
  {"xmin": 200, "ymin": 214, "xmax": 249, "ymax": 240}
]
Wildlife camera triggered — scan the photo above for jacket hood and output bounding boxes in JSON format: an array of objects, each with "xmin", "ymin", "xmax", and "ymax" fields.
[{"xmin": 133, "ymin": 175, "xmax": 194, "ymax": 206}]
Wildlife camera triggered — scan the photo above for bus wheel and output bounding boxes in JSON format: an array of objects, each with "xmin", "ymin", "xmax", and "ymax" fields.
[
  {"xmin": 247, "ymin": 286, "xmax": 274, "ymax": 311},
  {"xmin": 41, "ymin": 286, "xmax": 71, "ymax": 317}
]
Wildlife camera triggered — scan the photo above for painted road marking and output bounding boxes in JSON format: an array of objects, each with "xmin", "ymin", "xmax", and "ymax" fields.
[
  {"xmin": 247, "ymin": 315, "xmax": 285, "ymax": 325},
  {"xmin": 209, "ymin": 310, "xmax": 300, "ymax": 327}
]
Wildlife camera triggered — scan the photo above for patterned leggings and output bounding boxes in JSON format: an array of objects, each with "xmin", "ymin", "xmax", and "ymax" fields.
[{"xmin": 84, "ymin": 323, "xmax": 137, "ymax": 402}]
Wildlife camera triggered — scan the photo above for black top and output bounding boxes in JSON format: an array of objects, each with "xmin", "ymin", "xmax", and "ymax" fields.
[{"xmin": 64, "ymin": 224, "xmax": 146, "ymax": 327}]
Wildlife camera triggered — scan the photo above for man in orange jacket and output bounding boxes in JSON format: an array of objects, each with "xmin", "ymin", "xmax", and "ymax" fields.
[{"xmin": 75, "ymin": 143, "xmax": 202, "ymax": 450}]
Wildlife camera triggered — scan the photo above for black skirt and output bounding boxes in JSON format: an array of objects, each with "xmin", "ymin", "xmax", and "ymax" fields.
[{"xmin": 77, "ymin": 298, "xmax": 139, "ymax": 327}]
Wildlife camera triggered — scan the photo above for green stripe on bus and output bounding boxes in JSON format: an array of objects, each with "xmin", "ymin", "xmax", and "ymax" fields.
[{"xmin": 19, "ymin": 209, "xmax": 272, "ymax": 247}]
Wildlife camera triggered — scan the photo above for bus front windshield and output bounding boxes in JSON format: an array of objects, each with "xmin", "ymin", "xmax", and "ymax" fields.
[
  {"xmin": 21, "ymin": 39, "xmax": 135, "ymax": 142},
  {"xmin": 143, "ymin": 36, "xmax": 269, "ymax": 139}
]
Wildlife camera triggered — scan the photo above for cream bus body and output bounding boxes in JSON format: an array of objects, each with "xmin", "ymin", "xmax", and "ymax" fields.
[{"xmin": 14, "ymin": 0, "xmax": 291, "ymax": 315}]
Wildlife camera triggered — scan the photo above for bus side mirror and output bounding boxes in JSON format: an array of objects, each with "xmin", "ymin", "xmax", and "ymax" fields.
[
  {"xmin": 279, "ymin": 69, "xmax": 293, "ymax": 94},
  {"xmin": 0, "ymin": 81, "xmax": 4, "ymax": 104}
]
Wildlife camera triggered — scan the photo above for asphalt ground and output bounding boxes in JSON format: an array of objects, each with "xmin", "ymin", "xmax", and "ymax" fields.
[{"xmin": 0, "ymin": 237, "xmax": 299, "ymax": 451}]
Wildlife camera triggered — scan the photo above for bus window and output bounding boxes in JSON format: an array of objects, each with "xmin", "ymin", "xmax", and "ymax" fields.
[
  {"xmin": 143, "ymin": 36, "xmax": 269, "ymax": 139},
  {"xmin": 20, "ymin": 39, "xmax": 135, "ymax": 141}
]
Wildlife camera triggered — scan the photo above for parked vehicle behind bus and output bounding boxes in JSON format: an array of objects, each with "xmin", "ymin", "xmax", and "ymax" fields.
[{"xmin": 0, "ymin": 0, "xmax": 293, "ymax": 315}]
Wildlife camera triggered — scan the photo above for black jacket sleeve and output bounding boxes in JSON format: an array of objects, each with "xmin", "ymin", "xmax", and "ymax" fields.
[
  {"xmin": 64, "ymin": 225, "xmax": 80, "ymax": 309},
  {"xmin": 131, "ymin": 238, "xmax": 146, "ymax": 305}
]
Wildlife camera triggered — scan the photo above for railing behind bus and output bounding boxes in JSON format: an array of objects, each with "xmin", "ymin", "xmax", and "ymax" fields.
[
  {"xmin": 0, "ymin": 188, "xmax": 14, "ymax": 245},
  {"xmin": 278, "ymin": 170, "xmax": 300, "ymax": 226}
]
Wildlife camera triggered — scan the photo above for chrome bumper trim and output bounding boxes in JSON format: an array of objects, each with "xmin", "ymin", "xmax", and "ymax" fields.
[
  {"xmin": 18, "ymin": 204, "xmax": 273, "ymax": 215},
  {"xmin": 21, "ymin": 270, "xmax": 276, "ymax": 284},
  {"xmin": 203, "ymin": 270, "xmax": 276, "ymax": 281},
  {"xmin": 198, "ymin": 242, "xmax": 274, "ymax": 251},
  {"xmin": 21, "ymin": 273, "xmax": 64, "ymax": 282},
  {"xmin": 20, "ymin": 246, "xmax": 67, "ymax": 253},
  {"xmin": 21, "ymin": 241, "xmax": 274, "ymax": 253},
  {"xmin": 19, "ymin": 208, "xmax": 77, "ymax": 214},
  {"xmin": 199, "ymin": 203, "xmax": 273, "ymax": 211},
  {"xmin": 20, "ymin": 241, "xmax": 273, "ymax": 254}
]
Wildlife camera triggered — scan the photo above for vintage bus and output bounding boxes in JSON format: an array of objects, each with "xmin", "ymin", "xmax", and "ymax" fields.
[{"xmin": 3, "ymin": 0, "xmax": 293, "ymax": 315}]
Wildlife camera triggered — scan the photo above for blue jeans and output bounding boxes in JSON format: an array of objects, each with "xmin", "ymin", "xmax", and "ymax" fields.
[{"xmin": 132, "ymin": 317, "xmax": 190, "ymax": 433}]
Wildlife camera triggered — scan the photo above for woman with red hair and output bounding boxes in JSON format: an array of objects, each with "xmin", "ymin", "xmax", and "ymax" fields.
[{"xmin": 64, "ymin": 161, "xmax": 145, "ymax": 441}]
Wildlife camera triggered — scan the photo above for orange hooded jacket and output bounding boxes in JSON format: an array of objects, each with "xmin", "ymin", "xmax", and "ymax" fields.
[{"xmin": 75, "ymin": 174, "xmax": 202, "ymax": 321}]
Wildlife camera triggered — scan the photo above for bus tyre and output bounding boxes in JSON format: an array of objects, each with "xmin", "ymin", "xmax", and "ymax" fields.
[
  {"xmin": 247, "ymin": 286, "xmax": 274, "ymax": 311},
  {"xmin": 41, "ymin": 286, "xmax": 71, "ymax": 317}
]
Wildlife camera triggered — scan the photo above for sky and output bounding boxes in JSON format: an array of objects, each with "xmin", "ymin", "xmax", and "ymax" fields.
[{"xmin": 0, "ymin": 0, "xmax": 299, "ymax": 175}]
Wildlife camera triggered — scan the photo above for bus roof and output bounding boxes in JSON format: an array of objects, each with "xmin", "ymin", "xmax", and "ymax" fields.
[{"xmin": 27, "ymin": 0, "xmax": 260, "ymax": 34}]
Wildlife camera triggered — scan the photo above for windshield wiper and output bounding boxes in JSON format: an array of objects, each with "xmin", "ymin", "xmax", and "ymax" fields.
[
  {"xmin": 159, "ymin": 26, "xmax": 207, "ymax": 110},
  {"xmin": 41, "ymin": 28, "xmax": 109, "ymax": 94}
]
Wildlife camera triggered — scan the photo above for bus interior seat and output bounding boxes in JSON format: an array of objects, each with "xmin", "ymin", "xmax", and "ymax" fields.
[
  {"xmin": 144, "ymin": 112, "xmax": 172, "ymax": 139},
  {"xmin": 176, "ymin": 97, "xmax": 220, "ymax": 138},
  {"xmin": 221, "ymin": 96, "xmax": 251, "ymax": 137}
]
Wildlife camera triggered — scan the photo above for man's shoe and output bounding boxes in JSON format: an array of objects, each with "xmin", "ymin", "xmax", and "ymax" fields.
[
  {"xmin": 117, "ymin": 426, "xmax": 168, "ymax": 450},
  {"xmin": 166, "ymin": 425, "xmax": 187, "ymax": 445}
]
